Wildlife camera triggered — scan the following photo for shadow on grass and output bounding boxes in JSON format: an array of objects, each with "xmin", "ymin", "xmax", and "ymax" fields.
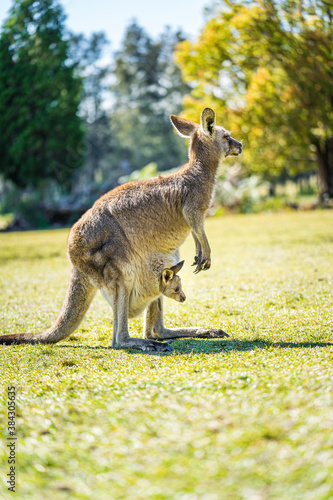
[
  {"xmin": 216, "ymin": 339, "xmax": 333, "ymax": 352},
  {"xmin": 54, "ymin": 338, "xmax": 333, "ymax": 355}
]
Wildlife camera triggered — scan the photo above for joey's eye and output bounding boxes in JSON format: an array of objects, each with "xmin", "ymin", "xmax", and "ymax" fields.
[
  {"xmin": 175, "ymin": 287, "xmax": 180, "ymax": 293},
  {"xmin": 226, "ymin": 135, "xmax": 231, "ymax": 142}
]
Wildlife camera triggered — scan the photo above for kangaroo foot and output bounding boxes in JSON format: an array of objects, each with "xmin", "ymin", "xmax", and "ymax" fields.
[
  {"xmin": 146, "ymin": 328, "xmax": 229, "ymax": 340},
  {"xmin": 116, "ymin": 338, "xmax": 172, "ymax": 352},
  {"xmin": 192, "ymin": 329, "xmax": 229, "ymax": 339}
]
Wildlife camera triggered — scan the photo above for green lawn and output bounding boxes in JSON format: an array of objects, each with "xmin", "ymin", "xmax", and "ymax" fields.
[{"xmin": 0, "ymin": 211, "xmax": 333, "ymax": 499}]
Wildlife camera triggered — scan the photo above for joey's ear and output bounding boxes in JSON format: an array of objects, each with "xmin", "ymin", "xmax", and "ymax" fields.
[
  {"xmin": 162, "ymin": 269, "xmax": 174, "ymax": 284},
  {"xmin": 170, "ymin": 115, "xmax": 197, "ymax": 138},
  {"xmin": 170, "ymin": 260, "xmax": 185, "ymax": 274},
  {"xmin": 201, "ymin": 108, "xmax": 216, "ymax": 136}
]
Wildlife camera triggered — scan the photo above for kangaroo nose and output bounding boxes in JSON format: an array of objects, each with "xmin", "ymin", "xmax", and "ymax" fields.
[{"xmin": 180, "ymin": 294, "xmax": 186, "ymax": 303}]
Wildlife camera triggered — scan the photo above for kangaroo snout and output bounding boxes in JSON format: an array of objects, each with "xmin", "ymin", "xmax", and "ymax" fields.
[
  {"xmin": 229, "ymin": 138, "xmax": 242, "ymax": 156},
  {"xmin": 179, "ymin": 293, "xmax": 186, "ymax": 303}
]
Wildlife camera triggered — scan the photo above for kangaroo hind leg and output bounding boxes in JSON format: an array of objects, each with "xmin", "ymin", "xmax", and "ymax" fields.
[
  {"xmin": 110, "ymin": 282, "xmax": 172, "ymax": 352},
  {"xmin": 144, "ymin": 297, "xmax": 229, "ymax": 341}
]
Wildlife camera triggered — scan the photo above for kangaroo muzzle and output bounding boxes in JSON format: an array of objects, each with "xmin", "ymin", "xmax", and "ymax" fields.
[{"xmin": 228, "ymin": 138, "xmax": 242, "ymax": 156}]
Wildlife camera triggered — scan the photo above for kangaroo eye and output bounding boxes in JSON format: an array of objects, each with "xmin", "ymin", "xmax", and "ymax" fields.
[
  {"xmin": 226, "ymin": 135, "xmax": 231, "ymax": 142},
  {"xmin": 175, "ymin": 287, "xmax": 179, "ymax": 293}
]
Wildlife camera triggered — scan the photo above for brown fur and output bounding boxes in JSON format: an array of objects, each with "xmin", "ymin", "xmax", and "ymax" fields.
[{"xmin": 0, "ymin": 108, "xmax": 242, "ymax": 351}]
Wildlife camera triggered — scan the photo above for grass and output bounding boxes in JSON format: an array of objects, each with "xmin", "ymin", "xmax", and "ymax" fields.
[{"xmin": 0, "ymin": 210, "xmax": 333, "ymax": 499}]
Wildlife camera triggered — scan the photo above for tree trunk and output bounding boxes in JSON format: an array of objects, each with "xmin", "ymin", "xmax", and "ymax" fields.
[
  {"xmin": 269, "ymin": 182, "xmax": 276, "ymax": 197},
  {"xmin": 315, "ymin": 138, "xmax": 333, "ymax": 201}
]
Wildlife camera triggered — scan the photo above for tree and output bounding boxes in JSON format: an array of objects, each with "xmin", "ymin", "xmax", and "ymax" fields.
[
  {"xmin": 0, "ymin": 0, "xmax": 84, "ymax": 189},
  {"xmin": 175, "ymin": 0, "xmax": 333, "ymax": 198},
  {"xmin": 69, "ymin": 31, "xmax": 114, "ymax": 185},
  {"xmin": 110, "ymin": 22, "xmax": 190, "ymax": 173}
]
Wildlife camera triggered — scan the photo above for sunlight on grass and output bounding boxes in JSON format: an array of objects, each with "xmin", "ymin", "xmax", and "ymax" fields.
[{"xmin": 0, "ymin": 211, "xmax": 333, "ymax": 499}]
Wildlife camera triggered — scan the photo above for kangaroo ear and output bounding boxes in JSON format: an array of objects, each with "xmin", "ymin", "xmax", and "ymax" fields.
[
  {"xmin": 162, "ymin": 269, "xmax": 174, "ymax": 284},
  {"xmin": 201, "ymin": 108, "xmax": 216, "ymax": 136},
  {"xmin": 170, "ymin": 115, "xmax": 197, "ymax": 138},
  {"xmin": 170, "ymin": 260, "xmax": 185, "ymax": 274}
]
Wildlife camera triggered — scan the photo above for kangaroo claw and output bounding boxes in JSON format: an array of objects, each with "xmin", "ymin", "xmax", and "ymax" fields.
[
  {"xmin": 202, "ymin": 260, "xmax": 211, "ymax": 271},
  {"xmin": 194, "ymin": 257, "xmax": 211, "ymax": 274},
  {"xmin": 192, "ymin": 255, "xmax": 201, "ymax": 266}
]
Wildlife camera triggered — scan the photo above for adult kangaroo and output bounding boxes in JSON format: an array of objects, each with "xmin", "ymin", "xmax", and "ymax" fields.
[{"xmin": 0, "ymin": 108, "xmax": 242, "ymax": 351}]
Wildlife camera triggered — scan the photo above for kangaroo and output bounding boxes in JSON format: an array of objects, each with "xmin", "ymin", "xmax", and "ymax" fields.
[
  {"xmin": 0, "ymin": 258, "xmax": 186, "ymax": 348},
  {"xmin": 103, "ymin": 258, "xmax": 186, "ymax": 323},
  {"xmin": 0, "ymin": 108, "xmax": 242, "ymax": 351}
]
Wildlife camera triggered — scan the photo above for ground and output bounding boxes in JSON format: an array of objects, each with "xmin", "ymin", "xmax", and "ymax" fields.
[{"xmin": 0, "ymin": 211, "xmax": 332, "ymax": 499}]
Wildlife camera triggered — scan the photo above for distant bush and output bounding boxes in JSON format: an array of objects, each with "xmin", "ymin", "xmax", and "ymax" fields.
[
  {"xmin": 119, "ymin": 162, "xmax": 177, "ymax": 184},
  {"xmin": 215, "ymin": 165, "xmax": 263, "ymax": 214},
  {"xmin": 0, "ymin": 184, "xmax": 48, "ymax": 229},
  {"xmin": 252, "ymin": 196, "xmax": 287, "ymax": 213}
]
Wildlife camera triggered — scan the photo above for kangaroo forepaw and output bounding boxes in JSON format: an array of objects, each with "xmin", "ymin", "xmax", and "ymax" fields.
[
  {"xmin": 194, "ymin": 258, "xmax": 211, "ymax": 274},
  {"xmin": 203, "ymin": 259, "xmax": 211, "ymax": 271},
  {"xmin": 192, "ymin": 255, "xmax": 201, "ymax": 267}
]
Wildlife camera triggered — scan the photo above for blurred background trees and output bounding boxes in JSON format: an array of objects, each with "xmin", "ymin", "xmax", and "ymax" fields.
[
  {"xmin": 0, "ymin": 0, "xmax": 83, "ymax": 189},
  {"xmin": 0, "ymin": 0, "xmax": 332, "ymax": 228},
  {"xmin": 111, "ymin": 22, "xmax": 190, "ymax": 174},
  {"xmin": 176, "ymin": 0, "xmax": 333, "ymax": 200},
  {"xmin": 68, "ymin": 31, "xmax": 113, "ymax": 190}
]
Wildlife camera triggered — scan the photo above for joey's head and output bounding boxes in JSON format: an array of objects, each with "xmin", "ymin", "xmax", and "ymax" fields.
[
  {"xmin": 160, "ymin": 260, "xmax": 186, "ymax": 303},
  {"xmin": 170, "ymin": 108, "xmax": 242, "ymax": 165}
]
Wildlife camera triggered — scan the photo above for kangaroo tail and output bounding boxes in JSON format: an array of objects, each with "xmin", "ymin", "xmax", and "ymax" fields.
[{"xmin": 0, "ymin": 266, "xmax": 96, "ymax": 345}]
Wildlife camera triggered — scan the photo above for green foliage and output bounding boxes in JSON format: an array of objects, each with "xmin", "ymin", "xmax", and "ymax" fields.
[
  {"xmin": 215, "ymin": 164, "xmax": 262, "ymax": 213},
  {"xmin": 175, "ymin": 0, "xmax": 333, "ymax": 195},
  {"xmin": 253, "ymin": 195, "xmax": 288, "ymax": 213},
  {"xmin": 1, "ymin": 211, "xmax": 333, "ymax": 498},
  {"xmin": 0, "ymin": 213, "xmax": 14, "ymax": 229},
  {"xmin": 0, "ymin": 0, "xmax": 84, "ymax": 189},
  {"xmin": 119, "ymin": 162, "xmax": 159, "ymax": 182},
  {"xmin": 16, "ymin": 197, "xmax": 49, "ymax": 228},
  {"xmin": 119, "ymin": 162, "xmax": 178, "ymax": 183},
  {"xmin": 111, "ymin": 22, "xmax": 190, "ymax": 173}
]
